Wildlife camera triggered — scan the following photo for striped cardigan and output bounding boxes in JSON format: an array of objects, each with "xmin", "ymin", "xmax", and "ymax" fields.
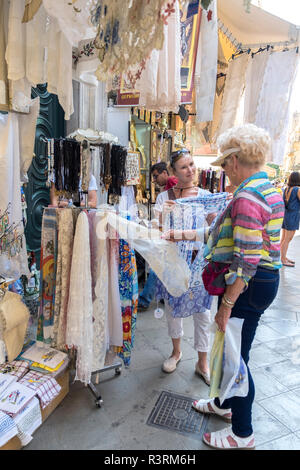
[{"xmin": 204, "ymin": 172, "xmax": 284, "ymax": 286}]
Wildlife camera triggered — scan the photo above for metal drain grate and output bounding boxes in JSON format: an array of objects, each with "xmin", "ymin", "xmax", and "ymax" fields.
[{"xmin": 146, "ymin": 391, "xmax": 208, "ymax": 438}]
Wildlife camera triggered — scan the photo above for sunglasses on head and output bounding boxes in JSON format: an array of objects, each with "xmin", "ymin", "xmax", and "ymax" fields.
[{"xmin": 170, "ymin": 149, "xmax": 189, "ymax": 160}]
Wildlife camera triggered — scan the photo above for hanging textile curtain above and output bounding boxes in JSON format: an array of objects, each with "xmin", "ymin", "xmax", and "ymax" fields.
[
  {"xmin": 243, "ymin": 49, "xmax": 269, "ymax": 124},
  {"xmin": 5, "ymin": 0, "xmax": 74, "ymax": 119},
  {"xmin": 0, "ymin": 0, "xmax": 9, "ymax": 109},
  {"xmin": 195, "ymin": 0, "xmax": 218, "ymax": 123},
  {"xmin": 254, "ymin": 49, "xmax": 299, "ymax": 165},
  {"xmin": 135, "ymin": 0, "xmax": 181, "ymax": 113},
  {"xmin": 0, "ymin": 113, "xmax": 30, "ymax": 280},
  {"xmin": 216, "ymin": 53, "xmax": 249, "ymax": 138}
]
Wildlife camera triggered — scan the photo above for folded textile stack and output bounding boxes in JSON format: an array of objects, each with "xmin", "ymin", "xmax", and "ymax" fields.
[
  {"xmin": 18, "ymin": 342, "xmax": 68, "ymax": 377},
  {"xmin": 18, "ymin": 371, "xmax": 61, "ymax": 409},
  {"xmin": 0, "ymin": 360, "xmax": 30, "ymax": 380},
  {"xmin": 0, "ymin": 410, "xmax": 18, "ymax": 448}
]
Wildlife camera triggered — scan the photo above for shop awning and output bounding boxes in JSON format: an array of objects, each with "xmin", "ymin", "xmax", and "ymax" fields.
[{"xmin": 218, "ymin": 0, "xmax": 299, "ymax": 48}]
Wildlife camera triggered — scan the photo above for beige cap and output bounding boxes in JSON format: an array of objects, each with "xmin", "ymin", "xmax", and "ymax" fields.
[{"xmin": 211, "ymin": 147, "xmax": 241, "ymax": 167}]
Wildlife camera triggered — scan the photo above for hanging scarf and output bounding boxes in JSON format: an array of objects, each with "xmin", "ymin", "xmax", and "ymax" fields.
[{"xmin": 37, "ymin": 207, "xmax": 58, "ymax": 343}]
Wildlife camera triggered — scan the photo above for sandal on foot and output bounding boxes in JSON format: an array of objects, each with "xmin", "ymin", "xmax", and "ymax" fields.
[
  {"xmin": 195, "ymin": 363, "xmax": 210, "ymax": 386},
  {"xmin": 162, "ymin": 352, "xmax": 182, "ymax": 373},
  {"xmin": 192, "ymin": 398, "xmax": 232, "ymax": 422},
  {"xmin": 282, "ymin": 262, "xmax": 295, "ymax": 267},
  {"xmin": 203, "ymin": 427, "xmax": 255, "ymax": 450}
]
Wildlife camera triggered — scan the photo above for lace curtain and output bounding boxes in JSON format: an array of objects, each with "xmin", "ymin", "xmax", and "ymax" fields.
[
  {"xmin": 5, "ymin": 0, "xmax": 74, "ymax": 119},
  {"xmin": 216, "ymin": 53, "xmax": 249, "ymax": 138},
  {"xmin": 66, "ymin": 211, "xmax": 93, "ymax": 386},
  {"xmin": 135, "ymin": 0, "xmax": 181, "ymax": 113},
  {"xmin": 0, "ymin": 113, "xmax": 30, "ymax": 280},
  {"xmin": 254, "ymin": 49, "xmax": 299, "ymax": 165},
  {"xmin": 243, "ymin": 50, "xmax": 269, "ymax": 124},
  {"xmin": 195, "ymin": 0, "xmax": 218, "ymax": 123}
]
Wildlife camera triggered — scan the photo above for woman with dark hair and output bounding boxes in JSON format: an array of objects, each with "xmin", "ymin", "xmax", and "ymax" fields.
[{"xmin": 281, "ymin": 171, "xmax": 300, "ymax": 267}]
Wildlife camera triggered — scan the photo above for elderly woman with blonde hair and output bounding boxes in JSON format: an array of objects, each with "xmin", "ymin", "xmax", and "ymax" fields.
[{"xmin": 192, "ymin": 124, "xmax": 285, "ymax": 450}]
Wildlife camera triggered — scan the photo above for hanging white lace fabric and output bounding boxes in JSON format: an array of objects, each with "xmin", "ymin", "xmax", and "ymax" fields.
[
  {"xmin": 0, "ymin": 0, "xmax": 9, "ymax": 107},
  {"xmin": 46, "ymin": 21, "xmax": 74, "ymax": 120},
  {"xmin": 5, "ymin": 0, "xmax": 74, "ymax": 119},
  {"xmin": 104, "ymin": 212, "xmax": 191, "ymax": 296},
  {"xmin": 195, "ymin": 0, "xmax": 218, "ymax": 123},
  {"xmin": 255, "ymin": 49, "xmax": 299, "ymax": 165},
  {"xmin": 52, "ymin": 208, "xmax": 74, "ymax": 350},
  {"xmin": 136, "ymin": 0, "xmax": 181, "ymax": 113},
  {"xmin": 243, "ymin": 50, "xmax": 269, "ymax": 124},
  {"xmin": 0, "ymin": 113, "xmax": 30, "ymax": 279},
  {"xmin": 18, "ymin": 96, "xmax": 40, "ymax": 183},
  {"xmin": 89, "ymin": 212, "xmax": 110, "ymax": 371},
  {"xmin": 216, "ymin": 53, "xmax": 249, "ymax": 138},
  {"xmin": 66, "ymin": 211, "xmax": 93, "ymax": 385}
]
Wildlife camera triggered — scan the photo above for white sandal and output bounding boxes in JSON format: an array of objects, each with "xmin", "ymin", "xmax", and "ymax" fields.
[
  {"xmin": 192, "ymin": 398, "xmax": 232, "ymax": 422},
  {"xmin": 195, "ymin": 363, "xmax": 210, "ymax": 386},
  {"xmin": 203, "ymin": 427, "xmax": 256, "ymax": 450},
  {"xmin": 162, "ymin": 352, "xmax": 182, "ymax": 373}
]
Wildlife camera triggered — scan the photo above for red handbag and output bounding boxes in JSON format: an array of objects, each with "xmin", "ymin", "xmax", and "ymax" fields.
[{"xmin": 202, "ymin": 262, "xmax": 229, "ymax": 296}]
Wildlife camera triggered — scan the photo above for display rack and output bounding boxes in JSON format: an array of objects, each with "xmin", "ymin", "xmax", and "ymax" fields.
[{"xmin": 88, "ymin": 361, "xmax": 123, "ymax": 408}]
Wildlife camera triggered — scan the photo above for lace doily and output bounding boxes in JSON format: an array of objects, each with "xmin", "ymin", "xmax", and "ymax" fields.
[{"xmin": 89, "ymin": 0, "xmax": 176, "ymax": 81}]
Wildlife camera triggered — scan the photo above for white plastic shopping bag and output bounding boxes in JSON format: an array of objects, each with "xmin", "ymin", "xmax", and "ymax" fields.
[
  {"xmin": 219, "ymin": 317, "xmax": 249, "ymax": 405},
  {"xmin": 209, "ymin": 317, "xmax": 249, "ymax": 404}
]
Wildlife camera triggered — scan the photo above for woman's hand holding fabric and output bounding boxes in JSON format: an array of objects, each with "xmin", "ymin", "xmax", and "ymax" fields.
[
  {"xmin": 214, "ymin": 303, "xmax": 232, "ymax": 332},
  {"xmin": 163, "ymin": 200, "xmax": 176, "ymax": 213},
  {"xmin": 162, "ymin": 229, "xmax": 196, "ymax": 242}
]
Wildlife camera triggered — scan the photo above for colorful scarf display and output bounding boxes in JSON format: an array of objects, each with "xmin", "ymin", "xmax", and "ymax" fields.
[
  {"xmin": 37, "ymin": 208, "xmax": 58, "ymax": 343},
  {"xmin": 117, "ymin": 238, "xmax": 139, "ymax": 367}
]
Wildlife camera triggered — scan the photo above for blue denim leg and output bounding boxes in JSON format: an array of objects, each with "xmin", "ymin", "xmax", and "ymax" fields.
[
  {"xmin": 214, "ymin": 268, "xmax": 280, "ymax": 437},
  {"xmin": 138, "ymin": 269, "xmax": 158, "ymax": 307}
]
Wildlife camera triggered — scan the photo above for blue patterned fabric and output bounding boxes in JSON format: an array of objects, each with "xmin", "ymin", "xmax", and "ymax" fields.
[{"xmin": 156, "ymin": 193, "xmax": 228, "ymax": 318}]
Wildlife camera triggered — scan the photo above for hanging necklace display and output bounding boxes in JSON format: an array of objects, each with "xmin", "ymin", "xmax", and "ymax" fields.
[
  {"xmin": 46, "ymin": 139, "xmax": 52, "ymax": 188},
  {"xmin": 81, "ymin": 140, "xmax": 91, "ymax": 193},
  {"xmin": 50, "ymin": 138, "xmax": 55, "ymax": 186}
]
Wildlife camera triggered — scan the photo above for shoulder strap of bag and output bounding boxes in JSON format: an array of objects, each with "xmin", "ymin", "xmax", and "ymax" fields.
[{"xmin": 167, "ymin": 188, "xmax": 177, "ymax": 201}]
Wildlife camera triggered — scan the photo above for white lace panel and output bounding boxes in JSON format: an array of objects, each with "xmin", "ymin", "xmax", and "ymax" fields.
[
  {"xmin": 255, "ymin": 49, "xmax": 299, "ymax": 165},
  {"xmin": 195, "ymin": 0, "xmax": 218, "ymax": 123},
  {"xmin": 136, "ymin": 0, "xmax": 181, "ymax": 113},
  {"xmin": 243, "ymin": 49, "xmax": 269, "ymax": 124},
  {"xmin": 66, "ymin": 211, "xmax": 93, "ymax": 385},
  {"xmin": 216, "ymin": 53, "xmax": 249, "ymax": 138},
  {"xmin": 91, "ymin": 213, "xmax": 109, "ymax": 372},
  {"xmin": 0, "ymin": 113, "xmax": 30, "ymax": 279},
  {"xmin": 5, "ymin": 0, "xmax": 74, "ymax": 120}
]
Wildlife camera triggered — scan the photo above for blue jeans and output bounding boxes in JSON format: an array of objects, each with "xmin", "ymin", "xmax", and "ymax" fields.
[
  {"xmin": 215, "ymin": 267, "xmax": 280, "ymax": 437},
  {"xmin": 138, "ymin": 269, "xmax": 157, "ymax": 307}
]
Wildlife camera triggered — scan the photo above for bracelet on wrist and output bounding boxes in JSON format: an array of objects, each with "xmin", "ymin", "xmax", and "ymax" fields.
[
  {"xmin": 221, "ymin": 297, "xmax": 234, "ymax": 309},
  {"xmin": 223, "ymin": 294, "xmax": 235, "ymax": 306}
]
